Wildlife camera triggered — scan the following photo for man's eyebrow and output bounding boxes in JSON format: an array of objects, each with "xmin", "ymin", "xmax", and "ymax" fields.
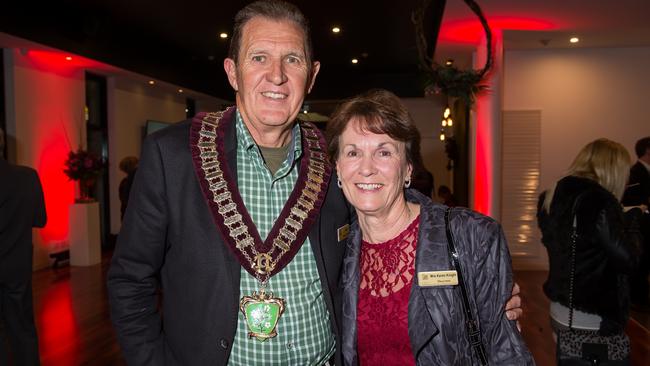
[
  {"xmin": 285, "ymin": 51, "xmax": 306, "ymax": 58},
  {"xmin": 246, "ymin": 48, "xmax": 268, "ymax": 55}
]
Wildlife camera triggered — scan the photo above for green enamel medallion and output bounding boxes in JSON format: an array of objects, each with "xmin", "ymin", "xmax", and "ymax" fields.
[{"xmin": 240, "ymin": 290, "xmax": 285, "ymax": 341}]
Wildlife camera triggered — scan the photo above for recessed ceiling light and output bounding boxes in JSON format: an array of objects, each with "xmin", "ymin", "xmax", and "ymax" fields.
[
  {"xmin": 178, "ymin": 89, "xmax": 184, "ymax": 93},
  {"xmin": 219, "ymin": 33, "xmax": 228, "ymax": 39},
  {"xmin": 445, "ymin": 59, "xmax": 453, "ymax": 66},
  {"xmin": 351, "ymin": 58, "xmax": 358, "ymax": 64},
  {"xmin": 332, "ymin": 26, "xmax": 341, "ymax": 34},
  {"xmin": 148, "ymin": 80, "xmax": 155, "ymax": 85},
  {"xmin": 570, "ymin": 37, "xmax": 579, "ymax": 44}
]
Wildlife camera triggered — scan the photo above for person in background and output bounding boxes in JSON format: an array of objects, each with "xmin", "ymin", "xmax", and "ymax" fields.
[
  {"xmin": 409, "ymin": 165, "xmax": 434, "ymax": 198},
  {"xmin": 437, "ymin": 184, "xmax": 458, "ymax": 207},
  {"xmin": 537, "ymin": 138, "xmax": 642, "ymax": 363},
  {"xmin": 118, "ymin": 156, "xmax": 138, "ymax": 220},
  {"xmin": 327, "ymin": 89, "xmax": 533, "ymax": 365},
  {"xmin": 622, "ymin": 136, "xmax": 650, "ymax": 310},
  {"xmin": 0, "ymin": 127, "xmax": 47, "ymax": 365}
]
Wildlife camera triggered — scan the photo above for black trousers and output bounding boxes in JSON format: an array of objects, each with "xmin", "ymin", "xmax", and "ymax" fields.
[{"xmin": 0, "ymin": 278, "xmax": 40, "ymax": 366}]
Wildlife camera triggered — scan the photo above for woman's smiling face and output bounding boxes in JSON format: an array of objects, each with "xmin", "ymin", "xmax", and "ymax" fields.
[{"xmin": 336, "ymin": 117, "xmax": 412, "ymax": 219}]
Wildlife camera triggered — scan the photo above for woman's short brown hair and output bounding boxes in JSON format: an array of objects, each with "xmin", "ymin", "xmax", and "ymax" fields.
[{"xmin": 326, "ymin": 89, "xmax": 423, "ymax": 169}]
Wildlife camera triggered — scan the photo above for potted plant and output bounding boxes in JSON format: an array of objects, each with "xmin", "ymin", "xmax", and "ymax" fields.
[{"xmin": 63, "ymin": 149, "xmax": 105, "ymax": 203}]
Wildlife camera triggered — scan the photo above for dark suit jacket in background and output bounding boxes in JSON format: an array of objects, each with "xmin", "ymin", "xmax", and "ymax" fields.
[
  {"xmin": 107, "ymin": 109, "xmax": 351, "ymax": 365},
  {"xmin": 623, "ymin": 161, "xmax": 650, "ymax": 207},
  {"xmin": 0, "ymin": 159, "xmax": 47, "ymax": 282}
]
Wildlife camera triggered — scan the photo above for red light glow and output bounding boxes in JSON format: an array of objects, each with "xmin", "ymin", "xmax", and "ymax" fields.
[
  {"xmin": 38, "ymin": 137, "xmax": 76, "ymax": 242},
  {"xmin": 439, "ymin": 17, "xmax": 555, "ymax": 45},
  {"xmin": 471, "ymin": 29, "xmax": 504, "ymax": 217},
  {"xmin": 24, "ymin": 50, "xmax": 108, "ymax": 77},
  {"xmin": 16, "ymin": 49, "xmax": 107, "ymax": 245},
  {"xmin": 38, "ymin": 281, "xmax": 79, "ymax": 364},
  {"xmin": 474, "ymin": 94, "xmax": 492, "ymax": 215}
]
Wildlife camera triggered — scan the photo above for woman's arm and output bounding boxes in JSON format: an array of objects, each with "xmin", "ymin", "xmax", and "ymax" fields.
[{"xmin": 469, "ymin": 217, "xmax": 535, "ymax": 365}]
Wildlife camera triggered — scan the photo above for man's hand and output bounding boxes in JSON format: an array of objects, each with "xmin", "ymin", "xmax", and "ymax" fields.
[{"xmin": 505, "ymin": 282, "xmax": 522, "ymax": 331}]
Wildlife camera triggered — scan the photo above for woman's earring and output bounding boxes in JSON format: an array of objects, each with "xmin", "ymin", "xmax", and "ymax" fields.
[
  {"xmin": 337, "ymin": 178, "xmax": 342, "ymax": 189},
  {"xmin": 404, "ymin": 177, "xmax": 411, "ymax": 188}
]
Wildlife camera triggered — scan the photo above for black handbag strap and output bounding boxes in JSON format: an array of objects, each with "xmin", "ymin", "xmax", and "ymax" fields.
[
  {"xmin": 444, "ymin": 207, "xmax": 489, "ymax": 365},
  {"xmin": 567, "ymin": 193, "xmax": 586, "ymax": 330}
]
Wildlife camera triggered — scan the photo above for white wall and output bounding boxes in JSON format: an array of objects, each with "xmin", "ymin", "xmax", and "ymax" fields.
[
  {"xmin": 504, "ymin": 47, "xmax": 650, "ymax": 191},
  {"xmin": 503, "ymin": 46, "xmax": 650, "ymax": 269}
]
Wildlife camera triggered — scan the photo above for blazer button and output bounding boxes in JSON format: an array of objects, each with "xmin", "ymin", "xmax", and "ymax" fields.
[{"xmin": 219, "ymin": 339, "xmax": 229, "ymax": 349}]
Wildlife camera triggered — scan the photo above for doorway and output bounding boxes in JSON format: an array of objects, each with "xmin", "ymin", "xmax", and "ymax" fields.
[{"xmin": 85, "ymin": 72, "xmax": 110, "ymax": 249}]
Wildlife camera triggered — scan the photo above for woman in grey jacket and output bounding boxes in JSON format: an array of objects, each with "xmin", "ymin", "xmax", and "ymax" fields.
[{"xmin": 326, "ymin": 89, "xmax": 534, "ymax": 365}]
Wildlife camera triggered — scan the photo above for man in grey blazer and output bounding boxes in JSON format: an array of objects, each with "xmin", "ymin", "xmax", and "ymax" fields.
[
  {"xmin": 0, "ymin": 128, "xmax": 47, "ymax": 365},
  {"xmin": 107, "ymin": 2, "xmax": 350, "ymax": 365}
]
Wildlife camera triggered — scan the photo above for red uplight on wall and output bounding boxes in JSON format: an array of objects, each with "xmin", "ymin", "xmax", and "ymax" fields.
[
  {"xmin": 438, "ymin": 17, "xmax": 555, "ymax": 45},
  {"xmin": 24, "ymin": 50, "xmax": 107, "ymax": 77},
  {"xmin": 474, "ymin": 94, "xmax": 492, "ymax": 215},
  {"xmin": 16, "ymin": 49, "xmax": 113, "ymax": 246},
  {"xmin": 38, "ymin": 137, "xmax": 76, "ymax": 243}
]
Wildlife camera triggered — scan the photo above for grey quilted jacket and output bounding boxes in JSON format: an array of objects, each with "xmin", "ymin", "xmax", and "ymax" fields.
[{"xmin": 340, "ymin": 189, "xmax": 535, "ymax": 365}]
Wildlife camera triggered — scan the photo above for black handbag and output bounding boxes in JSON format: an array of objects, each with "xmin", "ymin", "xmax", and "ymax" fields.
[
  {"xmin": 444, "ymin": 208, "xmax": 489, "ymax": 365},
  {"xmin": 556, "ymin": 195, "xmax": 630, "ymax": 366}
]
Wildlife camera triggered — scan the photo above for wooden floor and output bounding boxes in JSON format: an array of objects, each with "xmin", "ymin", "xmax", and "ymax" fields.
[{"xmin": 25, "ymin": 256, "xmax": 650, "ymax": 365}]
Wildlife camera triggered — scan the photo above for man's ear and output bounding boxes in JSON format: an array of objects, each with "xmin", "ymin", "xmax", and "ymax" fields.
[
  {"xmin": 224, "ymin": 58, "xmax": 239, "ymax": 92},
  {"xmin": 306, "ymin": 61, "xmax": 321, "ymax": 94}
]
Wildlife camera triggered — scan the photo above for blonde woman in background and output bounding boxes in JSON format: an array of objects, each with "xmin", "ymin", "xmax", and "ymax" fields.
[{"xmin": 537, "ymin": 138, "xmax": 643, "ymax": 365}]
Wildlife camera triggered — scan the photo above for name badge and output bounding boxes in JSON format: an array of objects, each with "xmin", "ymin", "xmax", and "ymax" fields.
[
  {"xmin": 418, "ymin": 270, "xmax": 458, "ymax": 287},
  {"xmin": 337, "ymin": 224, "xmax": 350, "ymax": 242}
]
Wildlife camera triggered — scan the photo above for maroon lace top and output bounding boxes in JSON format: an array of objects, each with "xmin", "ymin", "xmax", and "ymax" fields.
[{"xmin": 357, "ymin": 215, "xmax": 419, "ymax": 366}]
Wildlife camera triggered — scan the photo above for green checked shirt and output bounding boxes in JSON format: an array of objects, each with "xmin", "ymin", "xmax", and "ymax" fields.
[{"xmin": 228, "ymin": 111, "xmax": 335, "ymax": 366}]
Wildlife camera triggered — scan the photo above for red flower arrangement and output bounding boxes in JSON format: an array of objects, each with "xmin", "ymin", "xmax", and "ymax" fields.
[{"xmin": 63, "ymin": 149, "xmax": 105, "ymax": 181}]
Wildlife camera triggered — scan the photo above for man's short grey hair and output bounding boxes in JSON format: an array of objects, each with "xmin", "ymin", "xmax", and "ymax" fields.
[{"xmin": 228, "ymin": 0, "xmax": 314, "ymax": 66}]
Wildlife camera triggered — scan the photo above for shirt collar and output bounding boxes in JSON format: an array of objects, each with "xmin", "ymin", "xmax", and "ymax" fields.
[{"xmin": 235, "ymin": 109, "xmax": 303, "ymax": 162}]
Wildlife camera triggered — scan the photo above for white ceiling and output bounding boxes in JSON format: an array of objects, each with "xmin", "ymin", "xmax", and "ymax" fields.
[{"xmin": 434, "ymin": 0, "xmax": 650, "ymax": 67}]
